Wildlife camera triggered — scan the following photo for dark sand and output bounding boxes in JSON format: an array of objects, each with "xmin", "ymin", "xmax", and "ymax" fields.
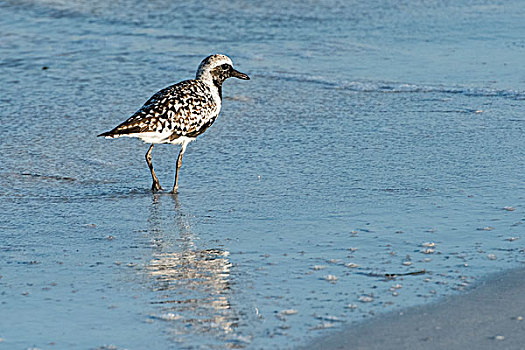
[{"xmin": 302, "ymin": 267, "xmax": 525, "ymax": 350}]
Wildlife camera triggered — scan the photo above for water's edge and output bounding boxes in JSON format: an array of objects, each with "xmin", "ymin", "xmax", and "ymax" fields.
[{"xmin": 300, "ymin": 265, "xmax": 525, "ymax": 350}]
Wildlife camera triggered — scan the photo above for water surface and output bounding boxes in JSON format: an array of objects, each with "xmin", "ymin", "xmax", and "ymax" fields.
[{"xmin": 0, "ymin": 0, "xmax": 524, "ymax": 349}]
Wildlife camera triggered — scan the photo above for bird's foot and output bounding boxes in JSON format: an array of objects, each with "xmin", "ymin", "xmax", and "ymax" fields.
[
  {"xmin": 170, "ymin": 185, "xmax": 178, "ymax": 194},
  {"xmin": 151, "ymin": 182, "xmax": 163, "ymax": 192}
]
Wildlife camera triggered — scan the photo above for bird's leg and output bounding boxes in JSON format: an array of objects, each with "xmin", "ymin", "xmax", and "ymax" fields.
[
  {"xmin": 145, "ymin": 144, "xmax": 163, "ymax": 192},
  {"xmin": 171, "ymin": 142, "xmax": 188, "ymax": 193}
]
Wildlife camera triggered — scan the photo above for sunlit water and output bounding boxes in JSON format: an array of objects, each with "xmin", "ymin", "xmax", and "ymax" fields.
[{"xmin": 0, "ymin": 0, "xmax": 524, "ymax": 349}]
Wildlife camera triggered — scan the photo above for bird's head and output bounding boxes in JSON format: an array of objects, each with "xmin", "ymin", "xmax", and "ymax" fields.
[{"xmin": 196, "ymin": 54, "xmax": 250, "ymax": 86}]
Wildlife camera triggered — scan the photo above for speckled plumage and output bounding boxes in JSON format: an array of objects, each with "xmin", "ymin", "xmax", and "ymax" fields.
[
  {"xmin": 98, "ymin": 54, "xmax": 250, "ymax": 192},
  {"xmin": 99, "ymin": 80, "xmax": 219, "ymax": 143}
]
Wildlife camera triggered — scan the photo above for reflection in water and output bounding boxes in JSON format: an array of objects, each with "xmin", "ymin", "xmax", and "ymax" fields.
[{"xmin": 145, "ymin": 194, "xmax": 245, "ymax": 348}]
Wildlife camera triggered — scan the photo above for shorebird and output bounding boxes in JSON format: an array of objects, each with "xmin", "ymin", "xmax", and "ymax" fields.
[{"xmin": 98, "ymin": 54, "xmax": 250, "ymax": 193}]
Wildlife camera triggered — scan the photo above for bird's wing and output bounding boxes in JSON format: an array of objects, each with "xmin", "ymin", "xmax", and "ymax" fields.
[{"xmin": 99, "ymin": 80, "xmax": 218, "ymax": 139}]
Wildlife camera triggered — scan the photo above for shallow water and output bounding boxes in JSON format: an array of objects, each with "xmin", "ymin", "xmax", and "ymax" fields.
[{"xmin": 0, "ymin": 0, "xmax": 524, "ymax": 349}]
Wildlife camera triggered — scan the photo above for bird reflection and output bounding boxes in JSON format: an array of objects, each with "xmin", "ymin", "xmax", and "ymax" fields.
[{"xmin": 145, "ymin": 194, "xmax": 242, "ymax": 347}]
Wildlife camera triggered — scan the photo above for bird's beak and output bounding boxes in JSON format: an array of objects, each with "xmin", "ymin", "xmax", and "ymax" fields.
[{"xmin": 231, "ymin": 68, "xmax": 250, "ymax": 80}]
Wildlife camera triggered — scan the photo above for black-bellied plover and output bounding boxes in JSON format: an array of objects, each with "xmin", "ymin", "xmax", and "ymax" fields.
[{"xmin": 98, "ymin": 54, "xmax": 250, "ymax": 193}]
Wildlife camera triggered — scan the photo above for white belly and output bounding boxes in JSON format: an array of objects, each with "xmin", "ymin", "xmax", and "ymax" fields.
[{"xmin": 109, "ymin": 132, "xmax": 195, "ymax": 145}]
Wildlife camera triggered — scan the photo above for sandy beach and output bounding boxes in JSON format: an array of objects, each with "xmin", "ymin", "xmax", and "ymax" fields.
[
  {"xmin": 303, "ymin": 267, "xmax": 525, "ymax": 350},
  {"xmin": 1, "ymin": 1, "xmax": 523, "ymax": 348}
]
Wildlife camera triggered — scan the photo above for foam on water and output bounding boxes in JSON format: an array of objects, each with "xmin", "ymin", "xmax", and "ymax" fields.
[
  {"xmin": 0, "ymin": 0, "xmax": 524, "ymax": 349},
  {"xmin": 265, "ymin": 72, "xmax": 525, "ymax": 100}
]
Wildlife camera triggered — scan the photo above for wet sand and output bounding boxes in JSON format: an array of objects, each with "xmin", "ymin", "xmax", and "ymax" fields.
[
  {"xmin": 2, "ymin": 1, "xmax": 524, "ymax": 348},
  {"xmin": 303, "ymin": 267, "xmax": 525, "ymax": 350}
]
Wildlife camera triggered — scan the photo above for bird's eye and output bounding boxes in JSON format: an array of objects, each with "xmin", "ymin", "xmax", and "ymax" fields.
[{"xmin": 221, "ymin": 64, "xmax": 231, "ymax": 71}]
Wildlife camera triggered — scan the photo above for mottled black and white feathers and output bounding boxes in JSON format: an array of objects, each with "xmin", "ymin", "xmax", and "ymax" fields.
[
  {"xmin": 98, "ymin": 54, "xmax": 249, "ymax": 193},
  {"xmin": 98, "ymin": 54, "xmax": 249, "ymax": 145},
  {"xmin": 99, "ymin": 80, "xmax": 219, "ymax": 142}
]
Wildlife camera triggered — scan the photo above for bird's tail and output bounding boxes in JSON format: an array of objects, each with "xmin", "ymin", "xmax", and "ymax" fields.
[{"xmin": 97, "ymin": 130, "xmax": 115, "ymax": 138}]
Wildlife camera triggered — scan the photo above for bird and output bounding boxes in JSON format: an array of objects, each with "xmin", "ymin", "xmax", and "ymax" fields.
[{"xmin": 98, "ymin": 54, "xmax": 250, "ymax": 193}]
